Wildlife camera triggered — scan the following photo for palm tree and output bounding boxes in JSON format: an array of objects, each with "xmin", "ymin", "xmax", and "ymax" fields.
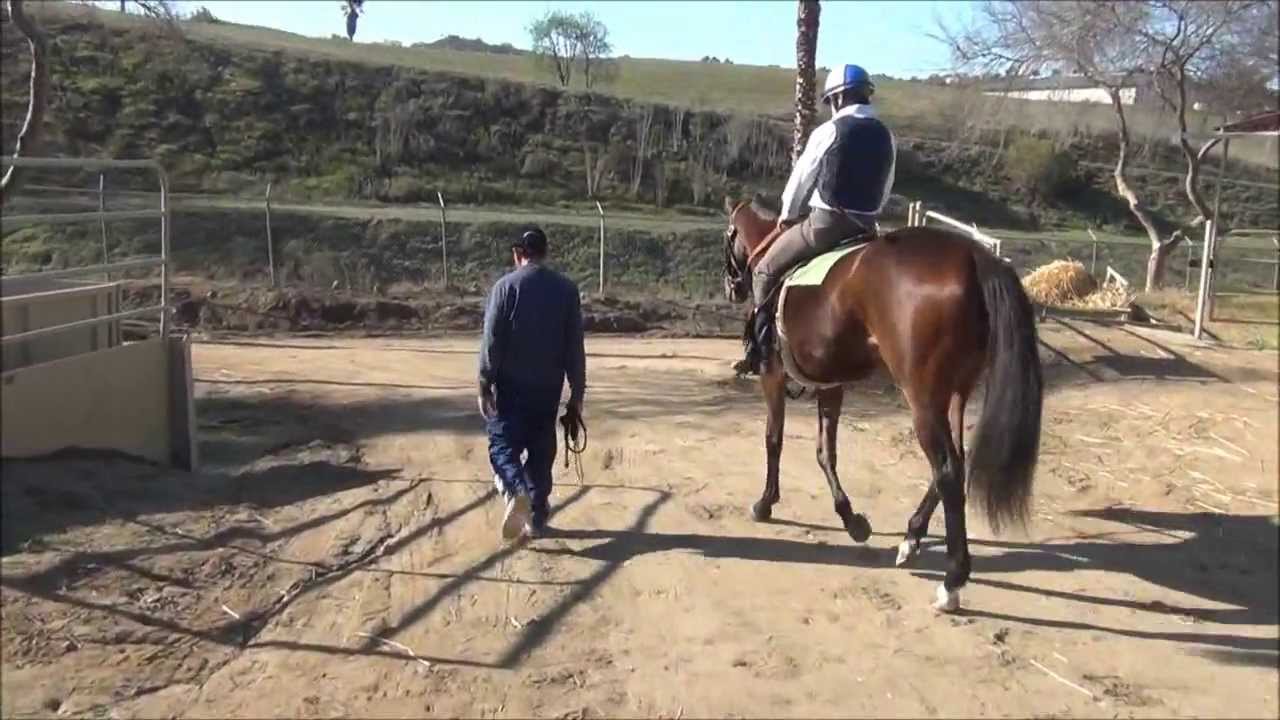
[
  {"xmin": 792, "ymin": 0, "xmax": 821, "ymax": 166},
  {"xmin": 344, "ymin": 0, "xmax": 365, "ymax": 41}
]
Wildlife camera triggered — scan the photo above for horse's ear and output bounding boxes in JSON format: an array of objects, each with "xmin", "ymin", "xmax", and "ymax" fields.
[{"xmin": 723, "ymin": 196, "xmax": 736, "ymax": 215}]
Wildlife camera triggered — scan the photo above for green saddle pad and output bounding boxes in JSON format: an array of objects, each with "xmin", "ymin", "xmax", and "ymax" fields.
[{"xmin": 782, "ymin": 242, "xmax": 869, "ymax": 288}]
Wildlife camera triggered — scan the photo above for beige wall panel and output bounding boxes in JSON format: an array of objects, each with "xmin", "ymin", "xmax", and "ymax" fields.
[{"xmin": 2, "ymin": 338, "xmax": 170, "ymax": 465}]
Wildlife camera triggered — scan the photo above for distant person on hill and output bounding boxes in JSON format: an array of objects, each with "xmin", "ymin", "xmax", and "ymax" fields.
[
  {"xmin": 478, "ymin": 227, "xmax": 587, "ymax": 541},
  {"xmin": 735, "ymin": 63, "xmax": 897, "ymax": 376}
]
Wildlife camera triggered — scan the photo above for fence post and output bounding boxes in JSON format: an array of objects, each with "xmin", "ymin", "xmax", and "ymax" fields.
[
  {"xmin": 1193, "ymin": 219, "xmax": 1215, "ymax": 340},
  {"xmin": 595, "ymin": 200, "xmax": 605, "ymax": 295},
  {"xmin": 1086, "ymin": 228, "xmax": 1099, "ymax": 276},
  {"xmin": 263, "ymin": 182, "xmax": 277, "ymax": 288},
  {"xmin": 1273, "ymin": 235, "xmax": 1279, "ymax": 293},
  {"xmin": 437, "ymin": 191, "xmax": 448, "ymax": 288},
  {"xmin": 1184, "ymin": 239, "xmax": 1194, "ymax": 291},
  {"xmin": 98, "ymin": 173, "xmax": 110, "ymax": 280}
]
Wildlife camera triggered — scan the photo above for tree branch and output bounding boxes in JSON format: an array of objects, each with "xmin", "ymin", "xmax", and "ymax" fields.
[{"xmin": 0, "ymin": 0, "xmax": 49, "ymax": 208}]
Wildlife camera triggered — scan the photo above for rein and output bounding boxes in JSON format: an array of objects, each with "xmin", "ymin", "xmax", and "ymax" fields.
[
  {"xmin": 560, "ymin": 407, "xmax": 587, "ymax": 485},
  {"xmin": 747, "ymin": 225, "xmax": 785, "ymax": 269}
]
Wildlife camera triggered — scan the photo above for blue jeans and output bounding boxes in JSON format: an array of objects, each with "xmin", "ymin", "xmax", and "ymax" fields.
[{"xmin": 486, "ymin": 382, "xmax": 561, "ymax": 526}]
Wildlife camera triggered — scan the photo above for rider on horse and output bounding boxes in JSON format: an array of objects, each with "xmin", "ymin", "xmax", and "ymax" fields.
[{"xmin": 735, "ymin": 63, "xmax": 897, "ymax": 376}]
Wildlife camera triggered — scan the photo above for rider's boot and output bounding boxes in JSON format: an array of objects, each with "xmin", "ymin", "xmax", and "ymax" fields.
[
  {"xmin": 732, "ymin": 302, "xmax": 774, "ymax": 377},
  {"xmin": 732, "ymin": 306, "xmax": 761, "ymax": 377}
]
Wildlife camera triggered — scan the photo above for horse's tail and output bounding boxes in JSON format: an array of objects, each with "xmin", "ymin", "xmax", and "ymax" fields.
[{"xmin": 967, "ymin": 247, "xmax": 1043, "ymax": 535}]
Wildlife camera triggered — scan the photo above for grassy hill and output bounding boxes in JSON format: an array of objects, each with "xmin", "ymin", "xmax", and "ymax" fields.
[{"xmin": 25, "ymin": 1, "xmax": 1279, "ymax": 166}]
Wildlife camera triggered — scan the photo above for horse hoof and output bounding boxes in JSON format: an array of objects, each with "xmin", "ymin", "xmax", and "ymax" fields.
[
  {"xmin": 843, "ymin": 513, "xmax": 872, "ymax": 543},
  {"xmin": 931, "ymin": 584, "xmax": 961, "ymax": 613},
  {"xmin": 895, "ymin": 539, "xmax": 920, "ymax": 567},
  {"xmin": 751, "ymin": 501, "xmax": 773, "ymax": 522}
]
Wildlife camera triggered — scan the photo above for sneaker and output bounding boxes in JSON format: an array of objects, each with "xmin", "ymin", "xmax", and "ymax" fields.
[
  {"xmin": 731, "ymin": 358, "xmax": 756, "ymax": 377},
  {"xmin": 502, "ymin": 493, "xmax": 532, "ymax": 541},
  {"xmin": 524, "ymin": 521, "xmax": 551, "ymax": 539}
]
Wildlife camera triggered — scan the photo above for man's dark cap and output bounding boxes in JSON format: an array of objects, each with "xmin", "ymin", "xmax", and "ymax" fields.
[{"xmin": 512, "ymin": 226, "xmax": 548, "ymax": 255}]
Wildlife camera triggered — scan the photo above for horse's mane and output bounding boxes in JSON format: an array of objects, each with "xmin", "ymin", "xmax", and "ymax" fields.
[{"xmin": 748, "ymin": 193, "xmax": 780, "ymax": 222}]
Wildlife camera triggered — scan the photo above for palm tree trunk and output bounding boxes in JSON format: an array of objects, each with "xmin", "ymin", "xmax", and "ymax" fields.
[{"xmin": 792, "ymin": 0, "xmax": 820, "ymax": 167}]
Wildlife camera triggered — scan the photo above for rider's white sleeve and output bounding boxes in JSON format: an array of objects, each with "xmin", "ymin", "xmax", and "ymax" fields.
[{"xmin": 779, "ymin": 122, "xmax": 836, "ymax": 222}]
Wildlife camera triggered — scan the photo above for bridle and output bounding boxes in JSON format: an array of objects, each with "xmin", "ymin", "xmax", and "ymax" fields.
[{"xmin": 723, "ymin": 200, "xmax": 751, "ymax": 302}]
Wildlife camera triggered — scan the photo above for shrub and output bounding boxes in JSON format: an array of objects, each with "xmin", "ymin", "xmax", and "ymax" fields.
[
  {"xmin": 188, "ymin": 6, "xmax": 221, "ymax": 23},
  {"xmin": 1004, "ymin": 136, "xmax": 1079, "ymax": 203}
]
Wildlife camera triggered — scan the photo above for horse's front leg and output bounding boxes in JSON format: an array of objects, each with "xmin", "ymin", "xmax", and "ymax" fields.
[
  {"xmin": 816, "ymin": 386, "xmax": 871, "ymax": 542},
  {"xmin": 752, "ymin": 356, "xmax": 786, "ymax": 522}
]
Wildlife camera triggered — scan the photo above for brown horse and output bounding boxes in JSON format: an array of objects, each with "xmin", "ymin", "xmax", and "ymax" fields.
[{"xmin": 722, "ymin": 197, "xmax": 1043, "ymax": 611}]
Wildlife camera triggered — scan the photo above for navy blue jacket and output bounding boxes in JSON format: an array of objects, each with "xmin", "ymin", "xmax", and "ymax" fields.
[{"xmin": 478, "ymin": 263, "xmax": 586, "ymax": 404}]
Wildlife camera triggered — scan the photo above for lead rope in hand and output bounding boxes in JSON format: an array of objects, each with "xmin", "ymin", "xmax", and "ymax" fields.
[{"xmin": 560, "ymin": 409, "xmax": 587, "ymax": 486}]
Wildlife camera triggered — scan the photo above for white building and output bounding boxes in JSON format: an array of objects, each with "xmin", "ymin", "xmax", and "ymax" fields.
[{"xmin": 983, "ymin": 75, "xmax": 1148, "ymax": 106}]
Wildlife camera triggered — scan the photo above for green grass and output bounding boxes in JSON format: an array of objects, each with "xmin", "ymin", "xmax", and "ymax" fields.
[{"xmin": 36, "ymin": 2, "xmax": 1279, "ymax": 171}]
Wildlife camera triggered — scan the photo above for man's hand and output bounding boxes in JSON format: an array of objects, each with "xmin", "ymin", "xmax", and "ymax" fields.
[
  {"xmin": 565, "ymin": 398, "xmax": 583, "ymax": 423},
  {"xmin": 477, "ymin": 380, "xmax": 497, "ymax": 420}
]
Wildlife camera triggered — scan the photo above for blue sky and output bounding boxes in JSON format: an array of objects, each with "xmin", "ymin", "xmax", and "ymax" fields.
[{"xmin": 167, "ymin": 1, "xmax": 974, "ymax": 78}]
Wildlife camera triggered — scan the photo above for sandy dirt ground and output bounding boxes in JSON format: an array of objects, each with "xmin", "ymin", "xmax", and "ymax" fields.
[{"xmin": 3, "ymin": 318, "xmax": 1278, "ymax": 719}]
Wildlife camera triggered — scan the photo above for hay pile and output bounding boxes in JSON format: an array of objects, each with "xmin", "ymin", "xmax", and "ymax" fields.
[
  {"xmin": 1022, "ymin": 260, "xmax": 1098, "ymax": 305},
  {"xmin": 1072, "ymin": 281, "xmax": 1133, "ymax": 310},
  {"xmin": 1021, "ymin": 259, "xmax": 1133, "ymax": 310}
]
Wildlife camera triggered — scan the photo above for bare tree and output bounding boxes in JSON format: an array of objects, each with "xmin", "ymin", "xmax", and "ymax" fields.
[
  {"xmin": 2, "ymin": 0, "xmax": 183, "ymax": 206},
  {"xmin": 792, "ymin": 0, "xmax": 821, "ymax": 165},
  {"xmin": 131, "ymin": 0, "xmax": 177, "ymax": 19},
  {"xmin": 943, "ymin": 0, "xmax": 1272, "ymax": 290},
  {"xmin": 1193, "ymin": 1, "xmax": 1278, "ymax": 116},
  {"xmin": 582, "ymin": 141, "xmax": 610, "ymax": 197},
  {"xmin": 629, "ymin": 104, "xmax": 655, "ymax": 197},
  {"xmin": 1138, "ymin": 1, "xmax": 1266, "ymax": 287},
  {"xmin": 943, "ymin": 3, "xmax": 1141, "ymax": 285},
  {"xmin": 1, "ymin": 0, "xmax": 49, "ymax": 207}
]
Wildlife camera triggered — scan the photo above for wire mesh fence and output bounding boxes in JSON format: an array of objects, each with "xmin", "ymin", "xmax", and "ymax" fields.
[{"xmin": 5, "ymin": 178, "xmax": 1276, "ymax": 310}]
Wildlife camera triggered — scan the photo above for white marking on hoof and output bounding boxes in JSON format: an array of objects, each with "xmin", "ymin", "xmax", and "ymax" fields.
[
  {"xmin": 932, "ymin": 583, "xmax": 960, "ymax": 613},
  {"xmin": 895, "ymin": 539, "xmax": 919, "ymax": 567}
]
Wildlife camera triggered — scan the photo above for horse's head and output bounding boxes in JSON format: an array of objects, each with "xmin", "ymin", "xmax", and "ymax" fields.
[
  {"xmin": 722, "ymin": 196, "xmax": 752, "ymax": 304},
  {"xmin": 721, "ymin": 195, "xmax": 780, "ymax": 304}
]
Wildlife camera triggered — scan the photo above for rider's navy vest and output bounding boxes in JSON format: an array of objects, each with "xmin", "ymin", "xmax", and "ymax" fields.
[{"xmin": 817, "ymin": 114, "xmax": 894, "ymax": 215}]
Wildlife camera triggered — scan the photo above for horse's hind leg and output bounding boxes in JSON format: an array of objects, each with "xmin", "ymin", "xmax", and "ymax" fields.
[
  {"xmin": 897, "ymin": 391, "xmax": 966, "ymax": 566},
  {"xmin": 912, "ymin": 401, "xmax": 969, "ymax": 612},
  {"xmin": 752, "ymin": 356, "xmax": 786, "ymax": 522},
  {"xmin": 816, "ymin": 387, "xmax": 871, "ymax": 542},
  {"xmin": 896, "ymin": 486, "xmax": 939, "ymax": 567}
]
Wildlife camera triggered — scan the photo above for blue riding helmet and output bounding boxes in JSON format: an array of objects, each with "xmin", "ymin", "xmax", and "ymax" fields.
[{"xmin": 822, "ymin": 63, "xmax": 875, "ymax": 102}]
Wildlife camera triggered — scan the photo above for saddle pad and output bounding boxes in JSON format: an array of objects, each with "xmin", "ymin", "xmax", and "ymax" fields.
[{"xmin": 782, "ymin": 242, "xmax": 869, "ymax": 288}]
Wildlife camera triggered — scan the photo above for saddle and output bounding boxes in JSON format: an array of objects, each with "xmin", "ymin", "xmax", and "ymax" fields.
[
  {"xmin": 741, "ymin": 229, "xmax": 876, "ymax": 377},
  {"xmin": 783, "ymin": 232, "xmax": 876, "ymax": 287}
]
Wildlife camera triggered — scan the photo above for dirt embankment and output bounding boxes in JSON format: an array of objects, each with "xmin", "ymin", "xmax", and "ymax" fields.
[{"xmin": 122, "ymin": 281, "xmax": 745, "ymax": 338}]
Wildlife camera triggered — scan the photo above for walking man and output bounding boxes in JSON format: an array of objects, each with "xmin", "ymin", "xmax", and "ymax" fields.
[{"xmin": 478, "ymin": 226, "xmax": 586, "ymax": 541}]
